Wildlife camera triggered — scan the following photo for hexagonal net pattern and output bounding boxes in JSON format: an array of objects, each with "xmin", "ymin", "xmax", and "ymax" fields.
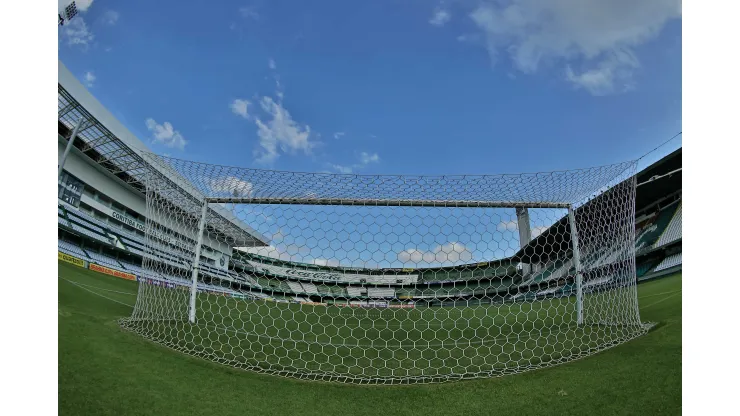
[{"xmin": 120, "ymin": 155, "xmax": 650, "ymax": 384}]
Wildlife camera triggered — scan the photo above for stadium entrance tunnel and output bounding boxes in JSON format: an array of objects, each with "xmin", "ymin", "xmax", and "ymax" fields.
[{"xmin": 119, "ymin": 155, "xmax": 651, "ymax": 384}]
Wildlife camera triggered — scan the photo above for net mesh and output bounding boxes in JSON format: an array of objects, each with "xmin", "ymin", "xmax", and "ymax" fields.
[{"xmin": 120, "ymin": 155, "xmax": 649, "ymax": 384}]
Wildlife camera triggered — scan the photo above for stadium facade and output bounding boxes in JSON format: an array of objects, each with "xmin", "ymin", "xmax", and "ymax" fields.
[{"xmin": 57, "ymin": 60, "xmax": 682, "ymax": 307}]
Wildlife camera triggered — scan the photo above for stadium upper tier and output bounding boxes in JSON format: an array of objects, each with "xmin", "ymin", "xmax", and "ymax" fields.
[{"xmin": 58, "ymin": 60, "xmax": 268, "ymax": 255}]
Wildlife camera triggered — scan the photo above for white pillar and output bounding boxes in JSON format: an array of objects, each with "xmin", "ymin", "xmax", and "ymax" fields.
[
  {"xmin": 516, "ymin": 207, "xmax": 532, "ymax": 275},
  {"xmin": 58, "ymin": 117, "xmax": 84, "ymax": 180},
  {"xmin": 189, "ymin": 200, "xmax": 210, "ymax": 324},
  {"xmin": 568, "ymin": 206, "xmax": 584, "ymax": 325}
]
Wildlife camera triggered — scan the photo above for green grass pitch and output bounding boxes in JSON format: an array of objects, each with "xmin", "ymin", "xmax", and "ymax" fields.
[{"xmin": 58, "ymin": 260, "xmax": 681, "ymax": 415}]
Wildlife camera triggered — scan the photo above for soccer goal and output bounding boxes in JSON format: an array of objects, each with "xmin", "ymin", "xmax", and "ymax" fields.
[{"xmin": 120, "ymin": 155, "xmax": 651, "ymax": 384}]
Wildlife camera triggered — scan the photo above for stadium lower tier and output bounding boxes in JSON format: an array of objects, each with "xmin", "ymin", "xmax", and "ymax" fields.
[{"xmin": 59, "ymin": 202, "xmax": 680, "ymax": 306}]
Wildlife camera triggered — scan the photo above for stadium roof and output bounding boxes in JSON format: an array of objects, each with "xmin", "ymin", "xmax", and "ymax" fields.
[
  {"xmin": 58, "ymin": 61, "xmax": 268, "ymax": 248},
  {"xmin": 635, "ymin": 147, "xmax": 682, "ymax": 213}
]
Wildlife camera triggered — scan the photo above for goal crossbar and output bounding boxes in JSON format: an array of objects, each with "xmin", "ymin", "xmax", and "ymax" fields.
[{"xmin": 205, "ymin": 197, "xmax": 571, "ymax": 209}]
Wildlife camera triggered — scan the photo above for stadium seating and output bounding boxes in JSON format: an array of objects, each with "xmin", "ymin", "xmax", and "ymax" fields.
[
  {"xmin": 87, "ymin": 251, "xmax": 125, "ymax": 269},
  {"xmin": 58, "ymin": 216, "xmax": 70, "ymax": 227},
  {"xmin": 346, "ymin": 286, "xmax": 365, "ymax": 297},
  {"xmin": 119, "ymin": 260, "xmax": 144, "ymax": 275},
  {"xmin": 328, "ymin": 285, "xmax": 347, "ymax": 297},
  {"xmin": 367, "ymin": 287, "xmax": 396, "ymax": 298},
  {"xmin": 286, "ymin": 281, "xmax": 304, "ymax": 294},
  {"xmin": 635, "ymin": 201, "xmax": 680, "ymax": 251},
  {"xmin": 58, "ymin": 239, "xmax": 92, "ymax": 261},
  {"xmin": 67, "ymin": 213, "xmax": 108, "ymax": 235},
  {"xmin": 68, "ymin": 222, "xmax": 111, "ymax": 244},
  {"xmin": 636, "ymin": 258, "xmax": 662, "ymax": 278},
  {"xmin": 68, "ymin": 209, "xmax": 113, "ymax": 232},
  {"xmin": 113, "ymin": 227, "xmax": 146, "ymax": 244},
  {"xmin": 654, "ymin": 253, "xmax": 682, "ymax": 272},
  {"xmin": 653, "ymin": 202, "xmax": 682, "ymax": 248}
]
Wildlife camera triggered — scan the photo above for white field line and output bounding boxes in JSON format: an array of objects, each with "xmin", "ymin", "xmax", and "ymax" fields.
[
  {"xmin": 61, "ymin": 279, "xmax": 137, "ymax": 296},
  {"xmin": 640, "ymin": 291, "xmax": 681, "ymax": 310},
  {"xmin": 59, "ymin": 276, "xmax": 135, "ymax": 308},
  {"xmin": 640, "ymin": 289, "xmax": 682, "ymax": 299}
]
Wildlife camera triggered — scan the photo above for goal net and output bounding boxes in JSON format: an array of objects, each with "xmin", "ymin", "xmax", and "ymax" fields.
[{"xmin": 121, "ymin": 155, "xmax": 650, "ymax": 384}]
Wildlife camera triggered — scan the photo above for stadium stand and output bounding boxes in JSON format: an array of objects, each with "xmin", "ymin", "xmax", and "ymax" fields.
[
  {"xmin": 653, "ymin": 202, "xmax": 682, "ymax": 248},
  {"xmin": 87, "ymin": 251, "xmax": 125, "ymax": 269},
  {"xmin": 58, "ymin": 216, "xmax": 70, "ymax": 228},
  {"xmin": 58, "ymin": 239, "xmax": 92, "ymax": 261},
  {"xmin": 636, "ymin": 259, "xmax": 660, "ymax": 278},
  {"xmin": 69, "ymin": 223, "xmax": 111, "ymax": 244},
  {"xmin": 68, "ymin": 209, "xmax": 113, "ymax": 232},
  {"xmin": 654, "ymin": 253, "xmax": 682, "ymax": 272},
  {"xmin": 635, "ymin": 200, "xmax": 679, "ymax": 252}
]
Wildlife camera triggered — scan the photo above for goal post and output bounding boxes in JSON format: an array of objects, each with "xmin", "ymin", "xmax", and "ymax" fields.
[
  {"xmin": 568, "ymin": 206, "xmax": 584, "ymax": 325},
  {"xmin": 122, "ymin": 154, "xmax": 649, "ymax": 384},
  {"xmin": 188, "ymin": 200, "xmax": 210, "ymax": 324}
]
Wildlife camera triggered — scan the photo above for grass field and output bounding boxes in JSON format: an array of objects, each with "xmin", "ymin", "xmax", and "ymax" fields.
[{"xmin": 59, "ymin": 260, "xmax": 681, "ymax": 415}]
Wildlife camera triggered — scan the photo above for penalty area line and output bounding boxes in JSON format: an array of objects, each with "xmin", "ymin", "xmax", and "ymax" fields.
[
  {"xmin": 59, "ymin": 276, "xmax": 135, "ymax": 308},
  {"xmin": 640, "ymin": 291, "xmax": 681, "ymax": 310}
]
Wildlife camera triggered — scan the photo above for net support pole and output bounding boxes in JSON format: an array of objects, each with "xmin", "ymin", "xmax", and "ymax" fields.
[
  {"xmin": 515, "ymin": 207, "xmax": 532, "ymax": 275},
  {"xmin": 568, "ymin": 206, "xmax": 584, "ymax": 325},
  {"xmin": 188, "ymin": 200, "xmax": 209, "ymax": 324},
  {"xmin": 58, "ymin": 117, "xmax": 84, "ymax": 180}
]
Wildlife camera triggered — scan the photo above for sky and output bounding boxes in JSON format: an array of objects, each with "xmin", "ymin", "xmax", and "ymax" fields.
[
  {"xmin": 58, "ymin": 0, "xmax": 682, "ymax": 267},
  {"xmin": 58, "ymin": 0, "xmax": 682, "ymax": 177}
]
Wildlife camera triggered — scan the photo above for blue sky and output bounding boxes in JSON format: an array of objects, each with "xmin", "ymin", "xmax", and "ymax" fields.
[
  {"xmin": 58, "ymin": 0, "xmax": 682, "ymax": 178},
  {"xmin": 58, "ymin": 0, "xmax": 681, "ymax": 267}
]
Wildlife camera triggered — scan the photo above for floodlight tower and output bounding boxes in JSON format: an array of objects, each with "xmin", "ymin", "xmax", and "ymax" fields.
[
  {"xmin": 57, "ymin": 2, "xmax": 83, "ymax": 180},
  {"xmin": 58, "ymin": 1, "xmax": 78, "ymax": 26}
]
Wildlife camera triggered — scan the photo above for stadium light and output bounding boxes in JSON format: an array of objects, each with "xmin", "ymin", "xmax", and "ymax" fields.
[
  {"xmin": 58, "ymin": 1, "xmax": 78, "ymax": 26},
  {"xmin": 58, "ymin": 117, "xmax": 84, "ymax": 180}
]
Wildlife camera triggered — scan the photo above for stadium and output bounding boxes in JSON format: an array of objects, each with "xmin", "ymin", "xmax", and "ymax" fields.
[{"xmin": 58, "ymin": 55, "xmax": 682, "ymax": 408}]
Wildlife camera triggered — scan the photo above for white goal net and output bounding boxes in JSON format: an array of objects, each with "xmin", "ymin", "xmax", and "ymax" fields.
[{"xmin": 121, "ymin": 155, "xmax": 650, "ymax": 384}]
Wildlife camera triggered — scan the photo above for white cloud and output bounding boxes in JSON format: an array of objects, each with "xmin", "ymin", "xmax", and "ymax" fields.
[
  {"xmin": 497, "ymin": 220, "xmax": 518, "ymax": 232},
  {"xmin": 496, "ymin": 220, "xmax": 550, "ymax": 239},
  {"xmin": 359, "ymin": 152, "xmax": 380, "ymax": 164},
  {"xmin": 239, "ymin": 6, "xmax": 259, "ymax": 19},
  {"xmin": 468, "ymin": 0, "xmax": 681, "ymax": 94},
  {"xmin": 101, "ymin": 10, "xmax": 119, "ymax": 25},
  {"xmin": 531, "ymin": 226, "xmax": 549, "ymax": 238},
  {"xmin": 429, "ymin": 8, "xmax": 452, "ymax": 27},
  {"xmin": 60, "ymin": 17, "xmax": 93, "ymax": 47},
  {"xmin": 230, "ymin": 99, "xmax": 251, "ymax": 119},
  {"xmin": 328, "ymin": 151, "xmax": 380, "ymax": 174},
  {"xmin": 83, "ymin": 71, "xmax": 95, "ymax": 87},
  {"xmin": 333, "ymin": 131, "xmax": 345, "ymax": 139},
  {"xmin": 210, "ymin": 176, "xmax": 254, "ymax": 197},
  {"xmin": 145, "ymin": 118, "xmax": 187, "ymax": 150},
  {"xmin": 565, "ymin": 49, "xmax": 639, "ymax": 95},
  {"xmin": 253, "ymin": 96, "xmax": 313, "ymax": 164},
  {"xmin": 268, "ymin": 58, "xmax": 276, "ymax": 70},
  {"xmin": 398, "ymin": 242, "xmax": 473, "ymax": 264},
  {"xmin": 330, "ymin": 164, "xmax": 354, "ymax": 174}
]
